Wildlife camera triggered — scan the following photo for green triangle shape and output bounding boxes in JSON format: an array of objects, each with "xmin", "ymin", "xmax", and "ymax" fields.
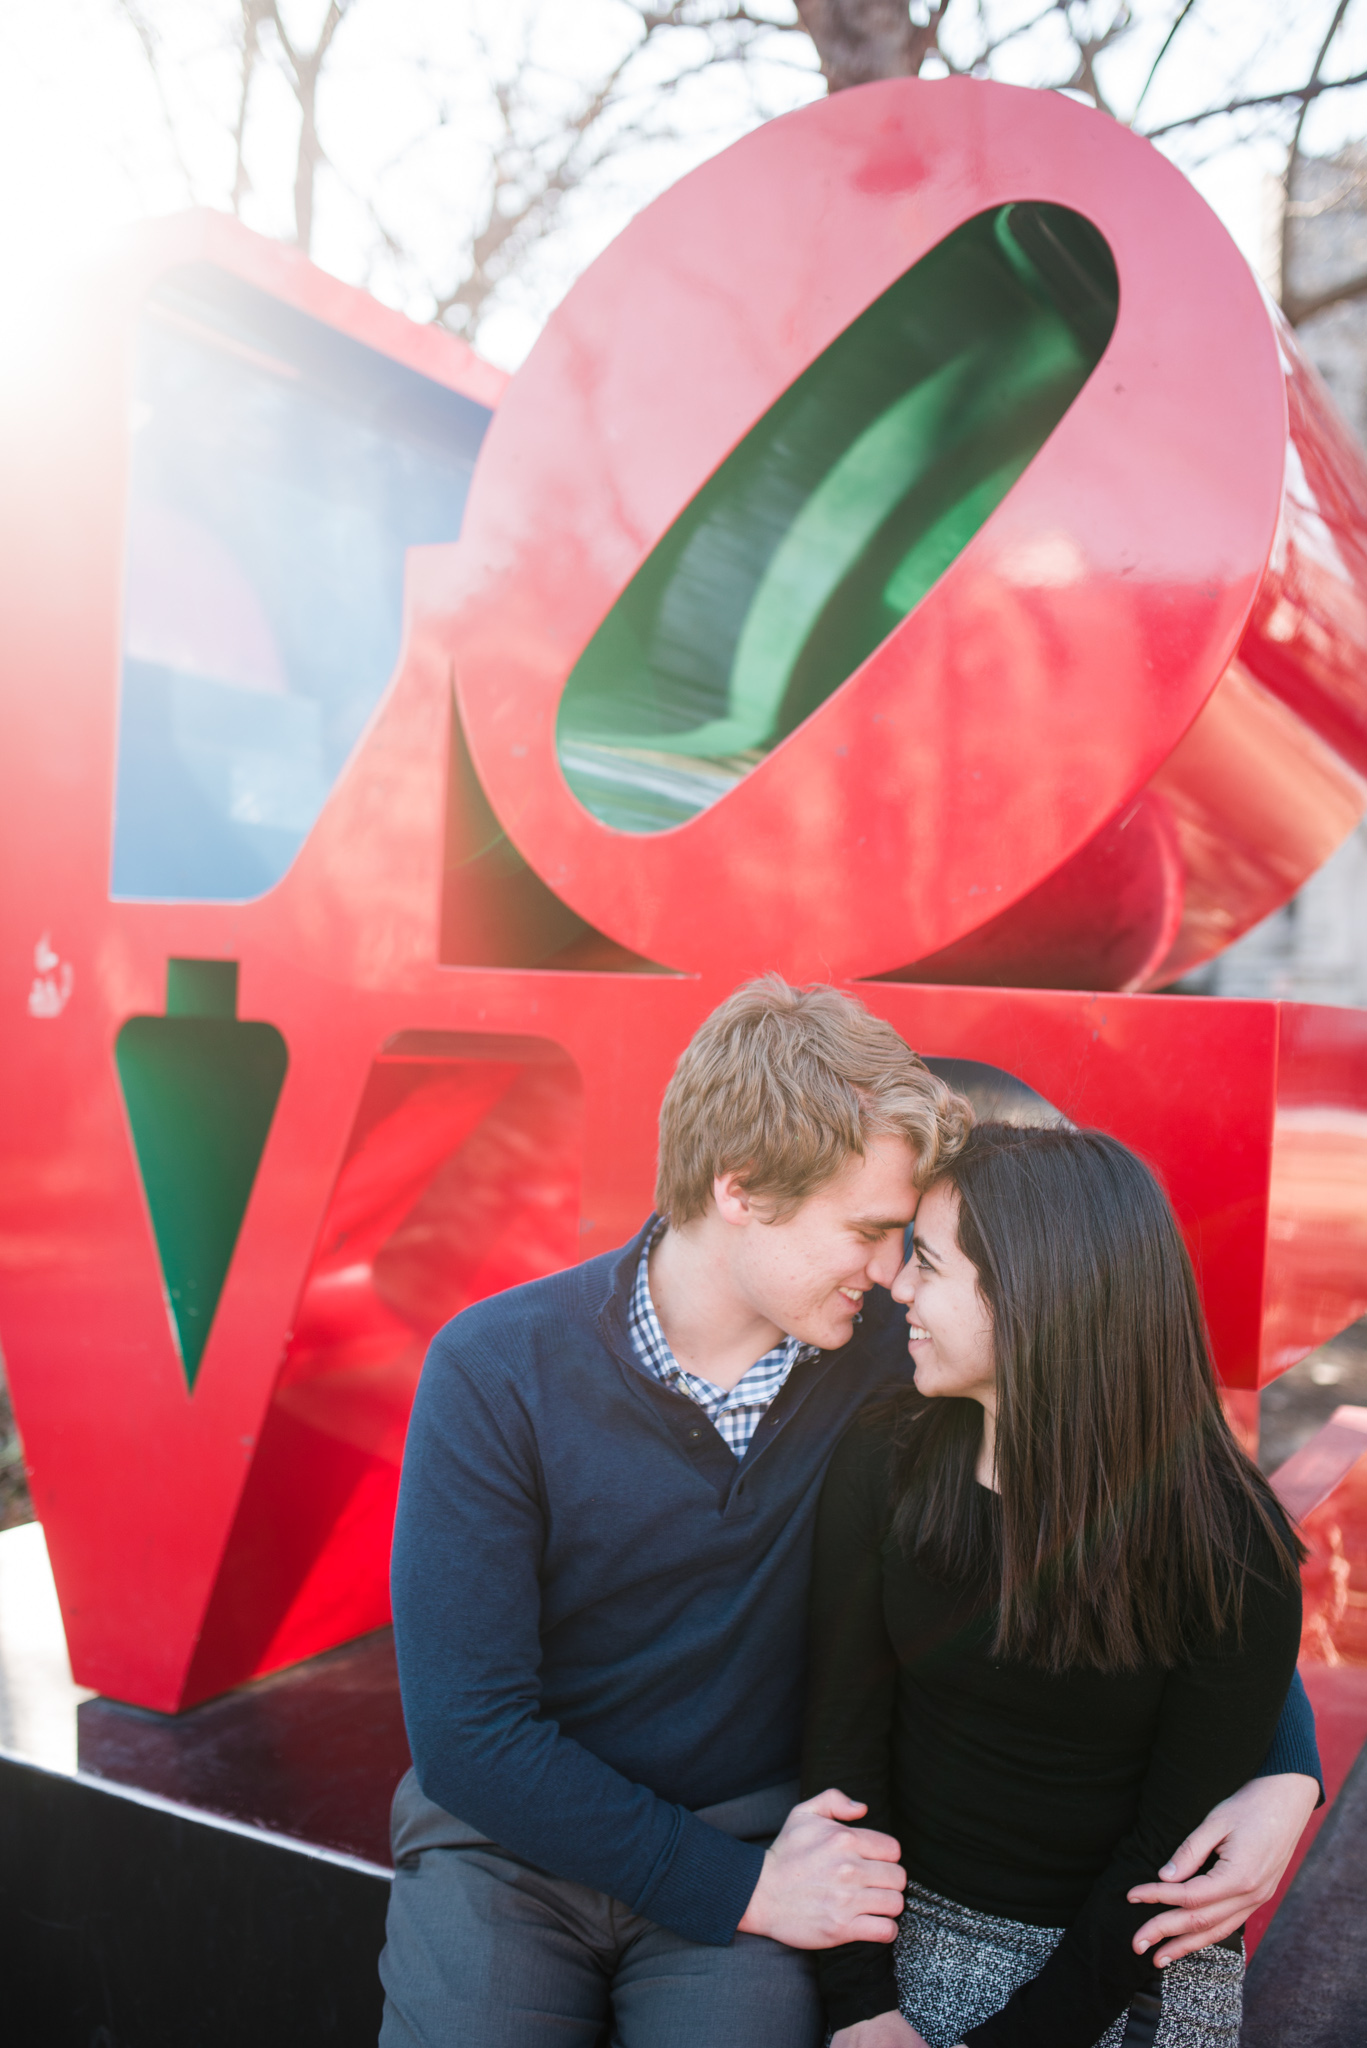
[{"xmin": 116, "ymin": 961, "xmax": 288, "ymax": 1391}]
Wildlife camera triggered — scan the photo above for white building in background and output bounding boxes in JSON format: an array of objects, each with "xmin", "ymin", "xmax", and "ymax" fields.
[
  {"xmin": 1177, "ymin": 828, "xmax": 1367, "ymax": 1004},
  {"xmin": 1177, "ymin": 151, "xmax": 1367, "ymax": 1008}
]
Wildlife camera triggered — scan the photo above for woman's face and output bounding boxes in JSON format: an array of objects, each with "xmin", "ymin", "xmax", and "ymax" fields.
[{"xmin": 891, "ymin": 1181, "xmax": 996, "ymax": 1409}]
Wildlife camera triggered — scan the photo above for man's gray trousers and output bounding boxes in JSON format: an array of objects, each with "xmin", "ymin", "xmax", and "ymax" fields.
[{"xmin": 378, "ymin": 1770, "xmax": 823, "ymax": 2047}]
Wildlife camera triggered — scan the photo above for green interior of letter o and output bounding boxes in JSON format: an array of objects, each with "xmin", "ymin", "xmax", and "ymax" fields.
[{"xmin": 555, "ymin": 202, "xmax": 1119, "ymax": 835}]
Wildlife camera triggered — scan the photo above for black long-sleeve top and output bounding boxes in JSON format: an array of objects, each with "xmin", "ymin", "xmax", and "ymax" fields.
[{"xmin": 801, "ymin": 1412, "xmax": 1303, "ymax": 2048}]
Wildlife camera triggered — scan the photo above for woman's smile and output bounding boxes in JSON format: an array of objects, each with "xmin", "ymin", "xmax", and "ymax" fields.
[{"xmin": 891, "ymin": 1182, "xmax": 995, "ymax": 1406}]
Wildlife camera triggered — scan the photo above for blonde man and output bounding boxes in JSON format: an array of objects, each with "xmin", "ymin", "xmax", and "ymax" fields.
[{"xmin": 379, "ymin": 979, "xmax": 1318, "ymax": 2048}]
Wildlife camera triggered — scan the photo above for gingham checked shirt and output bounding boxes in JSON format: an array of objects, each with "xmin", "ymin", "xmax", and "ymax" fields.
[{"xmin": 628, "ymin": 1219, "xmax": 820, "ymax": 1458}]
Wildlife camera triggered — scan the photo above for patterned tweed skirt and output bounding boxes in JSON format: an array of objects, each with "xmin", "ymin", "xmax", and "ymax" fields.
[{"xmin": 889, "ymin": 1880, "xmax": 1244, "ymax": 2048}]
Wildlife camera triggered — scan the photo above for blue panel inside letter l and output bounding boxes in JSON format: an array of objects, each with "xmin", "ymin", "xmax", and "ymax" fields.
[{"xmin": 111, "ymin": 265, "xmax": 492, "ymax": 901}]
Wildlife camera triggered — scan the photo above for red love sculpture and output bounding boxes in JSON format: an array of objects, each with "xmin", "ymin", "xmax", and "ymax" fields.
[
  {"xmin": 452, "ymin": 79, "xmax": 1367, "ymax": 990},
  {"xmin": 1, "ymin": 85, "xmax": 1366, "ymax": 1714}
]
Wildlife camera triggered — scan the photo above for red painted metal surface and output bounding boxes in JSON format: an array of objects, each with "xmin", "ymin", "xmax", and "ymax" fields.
[
  {"xmin": 1, "ymin": 84, "xmax": 1367, "ymax": 1729},
  {"xmin": 1270, "ymin": 1406, "xmax": 1367, "ymax": 1524},
  {"xmin": 451, "ymin": 79, "xmax": 1367, "ymax": 992},
  {"xmin": 1247, "ymin": 1421, "xmax": 1367, "ymax": 1955}
]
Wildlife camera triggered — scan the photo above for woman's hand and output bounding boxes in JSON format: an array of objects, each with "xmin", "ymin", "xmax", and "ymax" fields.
[{"xmin": 831, "ymin": 2017, "xmax": 932, "ymax": 2048}]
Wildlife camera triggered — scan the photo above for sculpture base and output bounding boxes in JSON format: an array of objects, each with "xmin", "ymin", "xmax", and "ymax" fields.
[
  {"xmin": 0, "ymin": 1525, "xmax": 402, "ymax": 2045},
  {"xmin": 76, "ymin": 1625, "xmax": 408, "ymax": 1866},
  {"xmin": 0, "ymin": 1751, "xmax": 390, "ymax": 2048}
]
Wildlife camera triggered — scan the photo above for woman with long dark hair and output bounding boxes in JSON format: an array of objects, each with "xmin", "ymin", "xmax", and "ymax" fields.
[{"xmin": 802, "ymin": 1123, "xmax": 1304, "ymax": 2048}]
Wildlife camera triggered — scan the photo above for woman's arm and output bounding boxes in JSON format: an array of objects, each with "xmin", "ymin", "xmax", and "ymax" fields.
[
  {"xmin": 1126, "ymin": 1668, "xmax": 1320, "ymax": 1962},
  {"xmin": 958, "ymin": 1519, "xmax": 1303, "ymax": 2048},
  {"xmin": 803, "ymin": 1420, "xmax": 905, "ymax": 2031}
]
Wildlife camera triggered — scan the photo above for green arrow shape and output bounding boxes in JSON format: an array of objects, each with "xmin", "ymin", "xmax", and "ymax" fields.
[{"xmin": 116, "ymin": 960, "xmax": 288, "ymax": 1391}]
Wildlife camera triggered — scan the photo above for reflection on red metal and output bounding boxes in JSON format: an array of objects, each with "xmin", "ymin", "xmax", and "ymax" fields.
[
  {"xmin": 1290, "ymin": 1412, "xmax": 1367, "ymax": 1820},
  {"xmin": 1269, "ymin": 1406, "xmax": 1367, "ymax": 1527},
  {"xmin": 1246, "ymin": 1414, "xmax": 1367, "ymax": 1955},
  {"xmin": 180, "ymin": 1038, "xmax": 582, "ymax": 1705},
  {"xmin": 1, "ymin": 85, "xmax": 1367, "ymax": 1717}
]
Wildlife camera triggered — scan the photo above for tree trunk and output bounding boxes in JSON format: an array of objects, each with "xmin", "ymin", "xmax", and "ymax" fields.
[
  {"xmin": 795, "ymin": 0, "xmax": 941, "ymax": 92},
  {"xmin": 295, "ymin": 95, "xmax": 318, "ymax": 250}
]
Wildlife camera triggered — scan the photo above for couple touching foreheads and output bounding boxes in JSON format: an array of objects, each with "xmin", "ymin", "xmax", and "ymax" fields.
[{"xmin": 379, "ymin": 979, "xmax": 1318, "ymax": 2048}]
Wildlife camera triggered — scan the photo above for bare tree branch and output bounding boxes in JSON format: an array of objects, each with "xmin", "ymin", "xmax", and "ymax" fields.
[
  {"xmin": 113, "ymin": 0, "xmax": 199, "ymax": 198},
  {"xmin": 953, "ymin": 1, "xmax": 1060, "ymax": 71},
  {"xmin": 1132, "ymin": 0, "xmax": 1197, "ymax": 119},
  {"xmin": 1279, "ymin": 0, "xmax": 1353, "ymax": 302},
  {"xmin": 1287, "ymin": 261, "xmax": 1367, "ymax": 327},
  {"xmin": 1291, "ymin": 0, "xmax": 1352, "ymax": 167},
  {"xmin": 1143, "ymin": 61, "xmax": 1367, "ymax": 140},
  {"xmin": 263, "ymin": 0, "xmax": 354, "ymax": 250},
  {"xmin": 100, "ymin": 0, "xmax": 1367, "ymax": 363},
  {"xmin": 1054, "ymin": 2, "xmax": 1133, "ymax": 121},
  {"xmin": 1287, "ymin": 164, "xmax": 1367, "ymax": 218},
  {"xmin": 231, "ymin": 0, "xmax": 269, "ymax": 216},
  {"xmin": 416, "ymin": 1, "xmax": 795, "ymax": 340}
]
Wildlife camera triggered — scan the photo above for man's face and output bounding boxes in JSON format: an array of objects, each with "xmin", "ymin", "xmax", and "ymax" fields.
[{"xmin": 724, "ymin": 1135, "xmax": 920, "ymax": 1350}]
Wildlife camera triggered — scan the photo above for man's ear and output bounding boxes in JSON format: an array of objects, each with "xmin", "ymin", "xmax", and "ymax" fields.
[{"xmin": 712, "ymin": 1170, "xmax": 758, "ymax": 1226}]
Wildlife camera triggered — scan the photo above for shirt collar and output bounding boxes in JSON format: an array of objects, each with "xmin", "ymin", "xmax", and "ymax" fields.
[{"xmin": 627, "ymin": 1218, "xmax": 817, "ymax": 1400}]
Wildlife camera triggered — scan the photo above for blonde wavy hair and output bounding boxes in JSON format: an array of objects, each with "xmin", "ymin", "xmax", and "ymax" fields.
[{"xmin": 655, "ymin": 976, "xmax": 972, "ymax": 1225}]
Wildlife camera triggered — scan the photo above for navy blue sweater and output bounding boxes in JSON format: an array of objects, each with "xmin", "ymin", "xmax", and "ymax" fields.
[{"xmin": 391, "ymin": 1217, "xmax": 1320, "ymax": 1948}]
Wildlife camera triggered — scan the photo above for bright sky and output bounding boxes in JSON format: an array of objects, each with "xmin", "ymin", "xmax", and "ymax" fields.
[{"xmin": 2, "ymin": 0, "xmax": 1367, "ymax": 368}]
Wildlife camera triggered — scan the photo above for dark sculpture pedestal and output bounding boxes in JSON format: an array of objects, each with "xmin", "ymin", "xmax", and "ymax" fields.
[
  {"xmin": 0, "ymin": 1753, "xmax": 392, "ymax": 2048},
  {"xmin": 76, "ymin": 1626, "xmax": 409, "ymax": 1868},
  {"xmin": 0, "ymin": 1541, "xmax": 406, "ymax": 2048}
]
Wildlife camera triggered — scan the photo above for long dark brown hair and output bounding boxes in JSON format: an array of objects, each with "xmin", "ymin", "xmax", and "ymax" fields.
[{"xmin": 888, "ymin": 1123, "xmax": 1302, "ymax": 1673}]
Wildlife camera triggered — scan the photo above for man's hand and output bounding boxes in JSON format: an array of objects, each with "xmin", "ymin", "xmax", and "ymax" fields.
[
  {"xmin": 831, "ymin": 2016, "xmax": 927, "ymax": 2047},
  {"xmin": 1127, "ymin": 1773, "xmax": 1320, "ymax": 1965},
  {"xmin": 737, "ymin": 1788, "xmax": 906, "ymax": 1949}
]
